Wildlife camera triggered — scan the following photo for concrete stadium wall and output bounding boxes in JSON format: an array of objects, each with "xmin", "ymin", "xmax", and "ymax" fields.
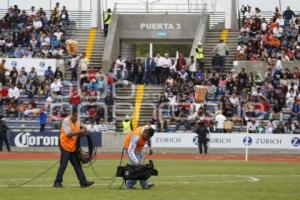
[
  {"xmin": 118, "ymin": 14, "xmax": 204, "ymax": 40},
  {"xmin": 234, "ymin": 61, "xmax": 300, "ymax": 74},
  {"xmin": 102, "ymin": 14, "xmax": 120, "ymax": 74},
  {"xmin": 190, "ymin": 14, "xmax": 209, "ymax": 57},
  {"xmin": 102, "ymin": 14, "xmax": 209, "ymax": 73}
]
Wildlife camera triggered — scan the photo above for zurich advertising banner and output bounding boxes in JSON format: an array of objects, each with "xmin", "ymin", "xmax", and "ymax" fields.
[
  {"xmin": 151, "ymin": 133, "xmax": 300, "ymax": 149},
  {"xmin": 9, "ymin": 131, "xmax": 102, "ymax": 147},
  {"xmin": 4, "ymin": 58, "xmax": 57, "ymax": 76}
]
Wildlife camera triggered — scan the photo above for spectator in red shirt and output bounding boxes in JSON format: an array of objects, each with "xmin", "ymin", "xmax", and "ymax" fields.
[
  {"xmin": 0, "ymin": 85, "xmax": 8, "ymax": 113},
  {"xmin": 255, "ymin": 97, "xmax": 270, "ymax": 119},
  {"xmin": 176, "ymin": 53, "xmax": 186, "ymax": 72},
  {"xmin": 88, "ymin": 106, "xmax": 97, "ymax": 121},
  {"xmin": 70, "ymin": 85, "xmax": 81, "ymax": 105}
]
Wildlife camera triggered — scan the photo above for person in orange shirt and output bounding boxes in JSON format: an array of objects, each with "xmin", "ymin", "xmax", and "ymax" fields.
[
  {"xmin": 53, "ymin": 106, "xmax": 94, "ymax": 188},
  {"xmin": 123, "ymin": 126, "xmax": 155, "ymax": 189}
]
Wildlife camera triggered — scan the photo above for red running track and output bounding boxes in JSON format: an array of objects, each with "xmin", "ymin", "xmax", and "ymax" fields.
[{"xmin": 0, "ymin": 153, "xmax": 300, "ymax": 163}]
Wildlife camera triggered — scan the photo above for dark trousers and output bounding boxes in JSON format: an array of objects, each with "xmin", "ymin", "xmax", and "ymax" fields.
[
  {"xmin": 40, "ymin": 124, "xmax": 45, "ymax": 132},
  {"xmin": 196, "ymin": 59, "xmax": 204, "ymax": 71},
  {"xmin": 143, "ymin": 71, "xmax": 152, "ymax": 84},
  {"xmin": 220, "ymin": 56, "xmax": 226, "ymax": 68},
  {"xmin": 0, "ymin": 136, "xmax": 11, "ymax": 152},
  {"xmin": 155, "ymin": 67, "xmax": 162, "ymax": 84},
  {"xmin": 0, "ymin": 73, "xmax": 5, "ymax": 86},
  {"xmin": 198, "ymin": 138, "xmax": 207, "ymax": 154},
  {"xmin": 71, "ymin": 69, "xmax": 77, "ymax": 81},
  {"xmin": 161, "ymin": 68, "xmax": 169, "ymax": 84},
  {"xmin": 54, "ymin": 146, "xmax": 87, "ymax": 184},
  {"xmin": 104, "ymin": 24, "xmax": 109, "ymax": 37}
]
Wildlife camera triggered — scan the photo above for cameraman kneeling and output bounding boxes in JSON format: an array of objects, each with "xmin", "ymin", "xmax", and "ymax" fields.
[{"xmin": 123, "ymin": 126, "xmax": 155, "ymax": 189}]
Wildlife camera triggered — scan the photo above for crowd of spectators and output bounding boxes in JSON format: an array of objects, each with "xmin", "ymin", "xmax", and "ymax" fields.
[
  {"xmin": 107, "ymin": 42, "xmax": 300, "ymax": 134},
  {"xmin": 237, "ymin": 5, "xmax": 300, "ymax": 62},
  {"xmin": 0, "ymin": 3, "xmax": 114, "ymax": 133},
  {"xmin": 0, "ymin": 3, "xmax": 71, "ymax": 59}
]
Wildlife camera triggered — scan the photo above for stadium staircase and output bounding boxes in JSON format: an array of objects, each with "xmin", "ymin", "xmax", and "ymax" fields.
[
  {"xmin": 203, "ymin": 29, "xmax": 239, "ymax": 72},
  {"xmin": 114, "ymin": 84, "xmax": 164, "ymax": 132},
  {"xmin": 65, "ymin": 29, "xmax": 106, "ymax": 80}
]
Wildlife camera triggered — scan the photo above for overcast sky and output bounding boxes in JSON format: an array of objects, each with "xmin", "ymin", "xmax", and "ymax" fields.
[{"xmin": 105, "ymin": 0, "xmax": 300, "ymax": 12}]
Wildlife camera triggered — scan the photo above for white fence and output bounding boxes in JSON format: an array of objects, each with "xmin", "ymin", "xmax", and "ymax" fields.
[
  {"xmin": 4, "ymin": 58, "xmax": 61, "ymax": 76},
  {"xmin": 152, "ymin": 133, "xmax": 300, "ymax": 150}
]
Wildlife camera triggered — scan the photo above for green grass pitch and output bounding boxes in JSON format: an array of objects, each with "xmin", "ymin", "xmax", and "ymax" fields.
[{"xmin": 0, "ymin": 159, "xmax": 299, "ymax": 200}]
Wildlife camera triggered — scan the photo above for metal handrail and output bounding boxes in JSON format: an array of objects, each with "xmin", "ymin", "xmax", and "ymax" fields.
[{"xmin": 114, "ymin": 3, "xmax": 208, "ymax": 13}]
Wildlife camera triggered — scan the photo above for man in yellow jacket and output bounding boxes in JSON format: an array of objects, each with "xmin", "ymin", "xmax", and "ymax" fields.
[
  {"xmin": 54, "ymin": 106, "xmax": 94, "ymax": 188},
  {"xmin": 195, "ymin": 42, "xmax": 204, "ymax": 70},
  {"xmin": 103, "ymin": 8, "xmax": 112, "ymax": 37},
  {"xmin": 123, "ymin": 125, "xmax": 155, "ymax": 189},
  {"xmin": 122, "ymin": 115, "xmax": 133, "ymax": 134}
]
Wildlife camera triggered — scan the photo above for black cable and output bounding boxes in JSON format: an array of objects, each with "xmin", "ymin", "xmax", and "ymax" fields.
[
  {"xmin": 77, "ymin": 134, "xmax": 116, "ymax": 183},
  {"xmin": 8, "ymin": 161, "xmax": 59, "ymax": 188},
  {"xmin": 77, "ymin": 135, "xmax": 97, "ymax": 166},
  {"xmin": 109, "ymin": 148, "xmax": 125, "ymax": 189}
]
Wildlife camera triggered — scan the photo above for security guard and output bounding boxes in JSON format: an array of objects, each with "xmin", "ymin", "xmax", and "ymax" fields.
[
  {"xmin": 122, "ymin": 115, "xmax": 133, "ymax": 134},
  {"xmin": 0, "ymin": 115, "xmax": 10, "ymax": 152},
  {"xmin": 54, "ymin": 106, "xmax": 94, "ymax": 188},
  {"xmin": 195, "ymin": 121, "xmax": 209, "ymax": 154},
  {"xmin": 123, "ymin": 126, "xmax": 155, "ymax": 189},
  {"xmin": 103, "ymin": 8, "xmax": 112, "ymax": 37},
  {"xmin": 195, "ymin": 42, "xmax": 204, "ymax": 70}
]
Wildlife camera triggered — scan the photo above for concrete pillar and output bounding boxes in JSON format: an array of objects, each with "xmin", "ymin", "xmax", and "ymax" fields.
[
  {"xmin": 231, "ymin": 0, "xmax": 238, "ymax": 31},
  {"xmin": 99, "ymin": 0, "xmax": 103, "ymax": 29},
  {"xmin": 225, "ymin": 0, "xmax": 238, "ymax": 30},
  {"xmin": 225, "ymin": 0, "xmax": 232, "ymax": 29},
  {"xmin": 91, "ymin": 0, "xmax": 98, "ymax": 28}
]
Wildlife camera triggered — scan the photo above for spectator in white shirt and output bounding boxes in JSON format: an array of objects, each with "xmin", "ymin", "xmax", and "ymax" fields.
[
  {"xmin": 247, "ymin": 119, "xmax": 257, "ymax": 133},
  {"xmin": 286, "ymin": 88, "xmax": 297, "ymax": 108},
  {"xmin": 28, "ymin": 6, "xmax": 36, "ymax": 16},
  {"xmin": 79, "ymin": 53, "xmax": 89, "ymax": 73},
  {"xmin": 51, "ymin": 78, "xmax": 63, "ymax": 96},
  {"xmin": 33, "ymin": 16, "xmax": 43, "ymax": 31},
  {"xmin": 261, "ymin": 19, "xmax": 268, "ymax": 32},
  {"xmin": 161, "ymin": 53, "xmax": 172, "ymax": 83},
  {"xmin": 275, "ymin": 57, "xmax": 283, "ymax": 72},
  {"xmin": 276, "ymin": 15, "xmax": 285, "ymax": 27},
  {"xmin": 215, "ymin": 110, "xmax": 226, "ymax": 133},
  {"xmin": 8, "ymin": 84, "xmax": 20, "ymax": 101},
  {"xmin": 54, "ymin": 28, "xmax": 63, "ymax": 40},
  {"xmin": 251, "ymin": 87, "xmax": 264, "ymax": 98},
  {"xmin": 154, "ymin": 53, "xmax": 165, "ymax": 84},
  {"xmin": 114, "ymin": 55, "xmax": 126, "ymax": 80}
]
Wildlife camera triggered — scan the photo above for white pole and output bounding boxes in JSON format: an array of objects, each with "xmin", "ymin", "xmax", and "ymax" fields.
[
  {"xmin": 279, "ymin": 0, "xmax": 282, "ymax": 11},
  {"xmin": 245, "ymin": 124, "xmax": 249, "ymax": 161},
  {"xmin": 149, "ymin": 43, "xmax": 153, "ymax": 58}
]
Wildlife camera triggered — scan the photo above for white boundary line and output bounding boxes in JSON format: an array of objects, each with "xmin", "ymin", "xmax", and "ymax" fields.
[
  {"xmin": 1, "ymin": 174, "xmax": 300, "ymax": 187},
  {"xmin": 0, "ymin": 174, "xmax": 261, "ymax": 187}
]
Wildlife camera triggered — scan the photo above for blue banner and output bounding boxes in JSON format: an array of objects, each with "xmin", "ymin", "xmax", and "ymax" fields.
[{"xmin": 9, "ymin": 131, "xmax": 102, "ymax": 147}]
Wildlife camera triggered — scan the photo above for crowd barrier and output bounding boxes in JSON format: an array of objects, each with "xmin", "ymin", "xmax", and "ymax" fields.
[
  {"xmin": 152, "ymin": 133, "xmax": 300, "ymax": 150},
  {"xmin": 4, "ymin": 58, "xmax": 59, "ymax": 76}
]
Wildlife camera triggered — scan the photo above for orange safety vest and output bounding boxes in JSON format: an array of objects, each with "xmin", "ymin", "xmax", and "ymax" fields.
[
  {"xmin": 60, "ymin": 118, "xmax": 80, "ymax": 152},
  {"xmin": 123, "ymin": 126, "xmax": 147, "ymax": 152}
]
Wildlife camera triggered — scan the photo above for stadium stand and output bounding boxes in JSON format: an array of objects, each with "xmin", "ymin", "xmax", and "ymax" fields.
[{"xmin": 2, "ymin": 2, "xmax": 300, "ymax": 137}]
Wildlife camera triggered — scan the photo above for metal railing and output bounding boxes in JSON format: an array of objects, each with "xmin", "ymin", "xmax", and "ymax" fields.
[
  {"xmin": 208, "ymin": 12, "xmax": 226, "ymax": 30},
  {"xmin": 114, "ymin": 3, "xmax": 208, "ymax": 14}
]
